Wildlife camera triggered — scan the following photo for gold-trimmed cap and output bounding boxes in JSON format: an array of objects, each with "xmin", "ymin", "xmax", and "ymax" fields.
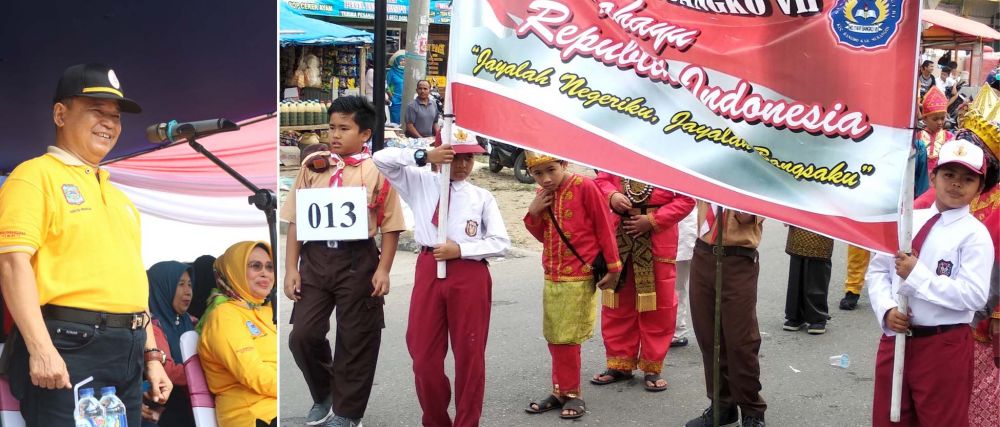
[
  {"xmin": 54, "ymin": 63, "xmax": 141, "ymax": 113},
  {"xmin": 525, "ymin": 150, "xmax": 560, "ymax": 169}
]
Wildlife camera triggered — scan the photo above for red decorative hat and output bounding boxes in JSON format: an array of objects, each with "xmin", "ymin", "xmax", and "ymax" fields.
[{"xmin": 922, "ymin": 85, "xmax": 948, "ymax": 117}]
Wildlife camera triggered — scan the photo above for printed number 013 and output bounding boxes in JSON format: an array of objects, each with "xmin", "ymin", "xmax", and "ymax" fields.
[{"xmin": 307, "ymin": 202, "xmax": 357, "ymax": 229}]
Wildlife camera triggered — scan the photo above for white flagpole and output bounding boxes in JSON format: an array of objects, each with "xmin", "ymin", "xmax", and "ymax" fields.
[
  {"xmin": 891, "ymin": 142, "xmax": 917, "ymax": 422},
  {"xmin": 436, "ymin": 0, "xmax": 462, "ymax": 279}
]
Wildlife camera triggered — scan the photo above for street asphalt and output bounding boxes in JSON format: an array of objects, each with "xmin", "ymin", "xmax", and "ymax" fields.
[{"xmin": 279, "ymin": 221, "xmax": 884, "ymax": 426}]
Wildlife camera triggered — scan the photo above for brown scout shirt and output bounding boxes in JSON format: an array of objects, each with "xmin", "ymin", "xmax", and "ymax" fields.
[{"xmin": 280, "ymin": 158, "xmax": 405, "ymax": 237}]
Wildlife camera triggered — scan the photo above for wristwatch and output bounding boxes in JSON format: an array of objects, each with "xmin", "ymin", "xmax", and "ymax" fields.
[
  {"xmin": 144, "ymin": 348, "xmax": 166, "ymax": 365},
  {"xmin": 414, "ymin": 149, "xmax": 428, "ymax": 167}
]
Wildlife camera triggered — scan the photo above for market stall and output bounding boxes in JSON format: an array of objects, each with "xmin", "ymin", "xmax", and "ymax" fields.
[{"xmin": 923, "ymin": 9, "xmax": 1000, "ymax": 85}]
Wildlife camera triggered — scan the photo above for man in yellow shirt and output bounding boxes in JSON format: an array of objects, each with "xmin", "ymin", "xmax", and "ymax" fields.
[{"xmin": 0, "ymin": 63, "xmax": 171, "ymax": 426}]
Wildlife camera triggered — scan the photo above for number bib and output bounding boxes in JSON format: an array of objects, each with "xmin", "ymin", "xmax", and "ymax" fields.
[{"xmin": 295, "ymin": 187, "xmax": 369, "ymax": 241}]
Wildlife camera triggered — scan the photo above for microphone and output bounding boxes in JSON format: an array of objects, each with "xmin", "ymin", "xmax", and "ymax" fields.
[{"xmin": 146, "ymin": 119, "xmax": 239, "ymax": 143}]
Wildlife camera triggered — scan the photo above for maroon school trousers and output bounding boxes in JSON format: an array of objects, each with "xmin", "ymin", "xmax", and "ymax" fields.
[
  {"xmin": 407, "ymin": 250, "xmax": 492, "ymax": 427},
  {"xmin": 872, "ymin": 326, "xmax": 973, "ymax": 427}
]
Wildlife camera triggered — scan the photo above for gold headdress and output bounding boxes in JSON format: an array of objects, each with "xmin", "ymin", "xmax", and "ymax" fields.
[
  {"xmin": 959, "ymin": 85, "xmax": 1000, "ymax": 157},
  {"xmin": 524, "ymin": 151, "xmax": 560, "ymax": 169}
]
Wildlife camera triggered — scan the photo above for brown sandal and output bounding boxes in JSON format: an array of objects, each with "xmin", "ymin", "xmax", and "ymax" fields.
[
  {"xmin": 559, "ymin": 398, "xmax": 586, "ymax": 419},
  {"xmin": 525, "ymin": 395, "xmax": 563, "ymax": 414},
  {"xmin": 590, "ymin": 368, "xmax": 633, "ymax": 385},
  {"xmin": 644, "ymin": 373, "xmax": 668, "ymax": 392}
]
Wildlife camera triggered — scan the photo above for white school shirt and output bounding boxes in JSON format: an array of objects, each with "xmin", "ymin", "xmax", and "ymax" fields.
[
  {"xmin": 372, "ymin": 147, "xmax": 511, "ymax": 261},
  {"xmin": 866, "ymin": 205, "xmax": 994, "ymax": 336}
]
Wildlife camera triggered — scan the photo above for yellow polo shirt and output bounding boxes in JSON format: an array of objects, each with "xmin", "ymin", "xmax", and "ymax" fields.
[
  {"xmin": 0, "ymin": 147, "xmax": 147, "ymax": 313},
  {"xmin": 198, "ymin": 302, "xmax": 277, "ymax": 426}
]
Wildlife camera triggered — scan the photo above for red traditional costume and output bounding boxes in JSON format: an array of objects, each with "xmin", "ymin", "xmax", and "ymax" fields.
[
  {"xmin": 920, "ymin": 86, "xmax": 955, "ymax": 171},
  {"xmin": 593, "ymin": 173, "xmax": 695, "ymax": 376},
  {"xmin": 523, "ymin": 154, "xmax": 622, "ymax": 400}
]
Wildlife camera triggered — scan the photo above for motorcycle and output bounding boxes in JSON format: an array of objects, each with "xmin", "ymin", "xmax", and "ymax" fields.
[{"xmin": 483, "ymin": 138, "xmax": 534, "ymax": 184}]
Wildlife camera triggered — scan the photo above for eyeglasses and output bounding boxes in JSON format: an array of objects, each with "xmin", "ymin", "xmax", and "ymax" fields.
[{"xmin": 247, "ymin": 261, "xmax": 275, "ymax": 273}]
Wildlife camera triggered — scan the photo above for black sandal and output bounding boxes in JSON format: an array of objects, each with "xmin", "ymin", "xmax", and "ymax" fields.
[
  {"xmin": 590, "ymin": 368, "xmax": 633, "ymax": 385},
  {"xmin": 525, "ymin": 395, "xmax": 563, "ymax": 414},
  {"xmin": 559, "ymin": 398, "xmax": 586, "ymax": 419},
  {"xmin": 644, "ymin": 373, "xmax": 668, "ymax": 392}
]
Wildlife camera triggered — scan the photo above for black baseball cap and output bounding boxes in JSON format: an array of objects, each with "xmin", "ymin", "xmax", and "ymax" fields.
[{"xmin": 53, "ymin": 63, "xmax": 142, "ymax": 113}]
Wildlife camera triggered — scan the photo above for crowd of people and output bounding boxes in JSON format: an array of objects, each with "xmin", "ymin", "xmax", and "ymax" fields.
[{"xmin": 281, "ymin": 58, "xmax": 999, "ymax": 426}]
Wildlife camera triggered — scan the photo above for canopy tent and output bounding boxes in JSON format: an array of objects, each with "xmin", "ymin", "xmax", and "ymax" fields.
[
  {"xmin": 281, "ymin": 1, "xmax": 374, "ymax": 46},
  {"xmin": 922, "ymin": 9, "xmax": 1000, "ymax": 86},
  {"xmin": 923, "ymin": 9, "xmax": 1000, "ymax": 44},
  {"xmin": 104, "ymin": 116, "xmax": 276, "ymax": 265},
  {"xmin": 0, "ymin": 0, "xmax": 276, "ymax": 173},
  {"xmin": 285, "ymin": 0, "xmax": 453, "ymax": 24}
]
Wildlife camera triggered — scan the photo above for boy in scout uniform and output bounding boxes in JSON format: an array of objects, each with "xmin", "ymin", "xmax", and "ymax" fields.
[
  {"xmin": 0, "ymin": 63, "xmax": 172, "ymax": 426},
  {"xmin": 282, "ymin": 96, "xmax": 405, "ymax": 427}
]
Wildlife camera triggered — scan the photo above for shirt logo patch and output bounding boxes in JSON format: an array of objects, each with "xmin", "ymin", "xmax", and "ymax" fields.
[
  {"xmin": 465, "ymin": 220, "xmax": 479, "ymax": 237},
  {"xmin": 62, "ymin": 184, "xmax": 84, "ymax": 205},
  {"xmin": 936, "ymin": 260, "xmax": 953, "ymax": 277},
  {"xmin": 246, "ymin": 320, "xmax": 261, "ymax": 336}
]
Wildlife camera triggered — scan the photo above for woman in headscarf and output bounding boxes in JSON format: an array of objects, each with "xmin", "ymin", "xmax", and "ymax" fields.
[
  {"xmin": 387, "ymin": 50, "xmax": 406, "ymax": 124},
  {"xmin": 186, "ymin": 255, "xmax": 217, "ymax": 319},
  {"xmin": 197, "ymin": 241, "xmax": 277, "ymax": 427},
  {"xmin": 141, "ymin": 261, "xmax": 196, "ymax": 427}
]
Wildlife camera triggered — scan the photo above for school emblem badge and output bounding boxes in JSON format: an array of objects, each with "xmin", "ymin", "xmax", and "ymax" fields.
[
  {"xmin": 936, "ymin": 259, "xmax": 953, "ymax": 277},
  {"xmin": 830, "ymin": 0, "xmax": 903, "ymax": 50},
  {"xmin": 61, "ymin": 184, "xmax": 84, "ymax": 205},
  {"xmin": 246, "ymin": 320, "xmax": 262, "ymax": 336},
  {"xmin": 465, "ymin": 220, "xmax": 479, "ymax": 237}
]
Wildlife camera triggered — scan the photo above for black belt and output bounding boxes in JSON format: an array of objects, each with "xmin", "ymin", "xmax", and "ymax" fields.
[
  {"xmin": 694, "ymin": 238, "xmax": 758, "ymax": 259},
  {"xmin": 908, "ymin": 323, "xmax": 964, "ymax": 338},
  {"xmin": 421, "ymin": 246, "xmax": 435, "ymax": 253},
  {"xmin": 304, "ymin": 238, "xmax": 374, "ymax": 249},
  {"xmin": 42, "ymin": 305, "xmax": 147, "ymax": 330}
]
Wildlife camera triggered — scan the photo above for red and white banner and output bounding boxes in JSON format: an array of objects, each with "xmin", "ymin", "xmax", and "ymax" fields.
[{"xmin": 448, "ymin": 0, "xmax": 919, "ymax": 253}]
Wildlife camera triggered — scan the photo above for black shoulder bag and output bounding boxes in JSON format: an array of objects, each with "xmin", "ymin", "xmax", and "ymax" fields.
[{"xmin": 547, "ymin": 208, "xmax": 608, "ymax": 282}]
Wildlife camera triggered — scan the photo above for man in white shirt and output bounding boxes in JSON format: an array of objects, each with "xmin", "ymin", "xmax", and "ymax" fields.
[
  {"xmin": 867, "ymin": 137, "xmax": 996, "ymax": 427},
  {"xmin": 372, "ymin": 138, "xmax": 510, "ymax": 427}
]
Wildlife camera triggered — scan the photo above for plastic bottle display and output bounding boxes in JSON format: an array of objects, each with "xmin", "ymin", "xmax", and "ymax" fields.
[
  {"xmin": 74, "ymin": 388, "xmax": 107, "ymax": 427},
  {"xmin": 99, "ymin": 386, "xmax": 128, "ymax": 427}
]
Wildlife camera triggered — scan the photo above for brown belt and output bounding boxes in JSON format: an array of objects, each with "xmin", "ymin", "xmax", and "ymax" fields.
[{"xmin": 694, "ymin": 238, "xmax": 758, "ymax": 259}]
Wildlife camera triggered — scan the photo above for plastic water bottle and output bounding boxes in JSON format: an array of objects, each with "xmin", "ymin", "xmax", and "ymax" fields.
[
  {"xmin": 99, "ymin": 386, "xmax": 128, "ymax": 427},
  {"xmin": 829, "ymin": 353, "xmax": 850, "ymax": 369},
  {"xmin": 74, "ymin": 387, "xmax": 106, "ymax": 427}
]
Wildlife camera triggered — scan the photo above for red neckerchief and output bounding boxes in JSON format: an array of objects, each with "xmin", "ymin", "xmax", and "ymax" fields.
[{"xmin": 329, "ymin": 150, "xmax": 371, "ymax": 187}]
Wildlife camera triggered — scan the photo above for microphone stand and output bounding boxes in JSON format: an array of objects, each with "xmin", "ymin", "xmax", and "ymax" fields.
[{"xmin": 186, "ymin": 137, "xmax": 279, "ymax": 322}]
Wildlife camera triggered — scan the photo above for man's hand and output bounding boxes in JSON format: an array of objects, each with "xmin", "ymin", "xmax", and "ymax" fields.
[
  {"xmin": 371, "ymin": 268, "xmax": 390, "ymax": 297},
  {"xmin": 894, "ymin": 251, "xmax": 918, "ymax": 280},
  {"xmin": 141, "ymin": 403, "xmax": 163, "ymax": 422},
  {"xmin": 433, "ymin": 240, "xmax": 462, "ymax": 261},
  {"xmin": 596, "ymin": 270, "xmax": 620, "ymax": 290},
  {"xmin": 623, "ymin": 215, "xmax": 653, "ymax": 237},
  {"xmin": 427, "ymin": 144, "xmax": 455, "ymax": 165},
  {"xmin": 283, "ymin": 268, "xmax": 301, "ymax": 301},
  {"xmin": 528, "ymin": 190, "xmax": 554, "ymax": 218},
  {"xmin": 609, "ymin": 192, "xmax": 632, "ymax": 213},
  {"xmin": 884, "ymin": 307, "xmax": 910, "ymax": 334},
  {"xmin": 28, "ymin": 346, "xmax": 71, "ymax": 389},
  {"xmin": 144, "ymin": 361, "xmax": 173, "ymax": 404}
]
